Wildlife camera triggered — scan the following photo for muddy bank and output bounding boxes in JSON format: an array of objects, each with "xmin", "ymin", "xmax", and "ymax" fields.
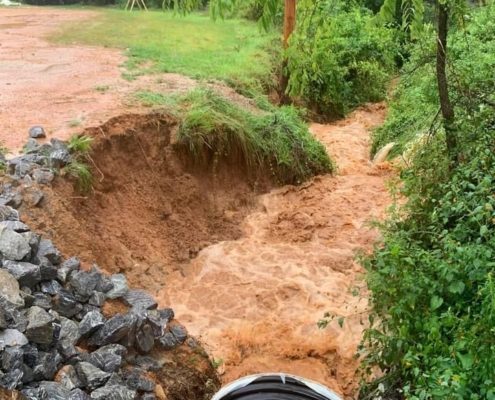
[{"xmin": 20, "ymin": 113, "xmax": 265, "ymax": 293}]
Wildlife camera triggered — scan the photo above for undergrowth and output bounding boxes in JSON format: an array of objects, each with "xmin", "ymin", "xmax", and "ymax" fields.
[
  {"xmin": 174, "ymin": 88, "xmax": 333, "ymax": 184},
  {"xmin": 63, "ymin": 135, "xmax": 94, "ymax": 193},
  {"xmin": 361, "ymin": 4, "xmax": 495, "ymax": 399}
]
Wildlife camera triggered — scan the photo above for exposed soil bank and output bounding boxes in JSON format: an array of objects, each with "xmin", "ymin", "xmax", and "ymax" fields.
[{"xmin": 160, "ymin": 104, "xmax": 392, "ymax": 399}]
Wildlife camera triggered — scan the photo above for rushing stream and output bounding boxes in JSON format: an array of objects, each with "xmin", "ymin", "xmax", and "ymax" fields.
[{"xmin": 159, "ymin": 104, "xmax": 393, "ymax": 399}]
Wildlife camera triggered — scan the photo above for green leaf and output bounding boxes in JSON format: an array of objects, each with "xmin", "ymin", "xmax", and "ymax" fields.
[
  {"xmin": 430, "ymin": 295, "xmax": 444, "ymax": 310},
  {"xmin": 448, "ymin": 281, "xmax": 465, "ymax": 294},
  {"xmin": 457, "ymin": 352, "xmax": 474, "ymax": 369}
]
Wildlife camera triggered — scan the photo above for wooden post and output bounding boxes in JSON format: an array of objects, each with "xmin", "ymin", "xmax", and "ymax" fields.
[{"xmin": 280, "ymin": 0, "xmax": 296, "ymax": 104}]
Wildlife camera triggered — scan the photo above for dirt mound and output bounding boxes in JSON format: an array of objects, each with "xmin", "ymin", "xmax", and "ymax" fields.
[{"xmin": 20, "ymin": 113, "xmax": 262, "ymax": 293}]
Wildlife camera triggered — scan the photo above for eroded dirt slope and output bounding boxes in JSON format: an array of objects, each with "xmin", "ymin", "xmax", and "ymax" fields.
[{"xmin": 158, "ymin": 103, "xmax": 392, "ymax": 399}]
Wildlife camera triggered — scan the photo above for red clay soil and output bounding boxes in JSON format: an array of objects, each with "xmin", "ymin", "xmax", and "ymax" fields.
[{"xmin": 0, "ymin": 7, "xmax": 196, "ymax": 154}]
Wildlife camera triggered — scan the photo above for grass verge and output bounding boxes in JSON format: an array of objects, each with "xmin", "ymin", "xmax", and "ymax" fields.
[
  {"xmin": 173, "ymin": 88, "xmax": 334, "ymax": 185},
  {"xmin": 51, "ymin": 9, "xmax": 278, "ymax": 93}
]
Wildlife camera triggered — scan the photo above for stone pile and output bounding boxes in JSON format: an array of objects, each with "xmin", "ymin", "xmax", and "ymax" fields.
[{"xmin": 0, "ymin": 128, "xmax": 190, "ymax": 399}]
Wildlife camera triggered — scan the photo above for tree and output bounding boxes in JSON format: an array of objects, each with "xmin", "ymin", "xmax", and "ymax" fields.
[{"xmin": 380, "ymin": 0, "xmax": 465, "ymax": 167}]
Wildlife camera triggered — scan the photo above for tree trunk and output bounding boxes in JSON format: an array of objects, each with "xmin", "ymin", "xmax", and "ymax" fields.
[
  {"xmin": 436, "ymin": 1, "xmax": 458, "ymax": 167},
  {"xmin": 279, "ymin": 0, "xmax": 296, "ymax": 104}
]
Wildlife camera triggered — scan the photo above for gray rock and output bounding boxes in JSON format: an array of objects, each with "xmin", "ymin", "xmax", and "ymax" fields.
[
  {"xmin": 22, "ymin": 344, "xmax": 39, "ymax": 368},
  {"xmin": 59, "ymin": 365, "xmax": 84, "ymax": 391},
  {"xmin": 25, "ymin": 306, "xmax": 55, "ymax": 345},
  {"xmin": 59, "ymin": 317, "xmax": 81, "ymax": 347},
  {"xmin": 124, "ymin": 369, "xmax": 155, "ymax": 392},
  {"xmin": 32, "ymin": 350, "xmax": 63, "ymax": 380},
  {"xmin": 69, "ymin": 388, "xmax": 91, "ymax": 400},
  {"xmin": 33, "ymin": 292, "xmax": 52, "ymax": 309},
  {"xmin": 60, "ymin": 256, "xmax": 81, "ymax": 270},
  {"xmin": 106, "ymin": 274, "xmax": 129, "ymax": 299},
  {"xmin": 90, "ymin": 385, "xmax": 137, "ymax": 400},
  {"xmin": 38, "ymin": 381, "xmax": 71, "ymax": 399},
  {"xmin": 29, "ymin": 126, "xmax": 46, "ymax": 139},
  {"xmin": 50, "ymin": 138, "xmax": 69, "ymax": 151},
  {"xmin": 135, "ymin": 323, "xmax": 155, "ymax": 354},
  {"xmin": 1, "ymin": 345, "xmax": 24, "ymax": 370},
  {"xmin": 0, "ymin": 205, "xmax": 19, "ymax": 221},
  {"xmin": 53, "ymin": 289, "xmax": 83, "ymax": 318},
  {"xmin": 49, "ymin": 149, "xmax": 71, "ymax": 168},
  {"xmin": 88, "ymin": 344, "xmax": 126, "ymax": 373},
  {"xmin": 32, "ymin": 168, "xmax": 55, "ymax": 185},
  {"xmin": 123, "ymin": 290, "xmax": 157, "ymax": 311},
  {"xmin": 158, "ymin": 332, "xmax": 179, "ymax": 350},
  {"xmin": 37, "ymin": 239, "xmax": 61, "ymax": 265},
  {"xmin": 130, "ymin": 356, "xmax": 161, "ymax": 372},
  {"xmin": 22, "ymin": 387, "xmax": 42, "ymax": 399},
  {"xmin": 0, "ymin": 220, "xmax": 30, "ymax": 233},
  {"xmin": 141, "ymin": 394, "xmax": 156, "ymax": 400},
  {"xmin": 0, "ymin": 309, "xmax": 6, "ymax": 329},
  {"xmin": 40, "ymin": 279, "xmax": 63, "ymax": 295},
  {"xmin": 2, "ymin": 261, "xmax": 41, "ymax": 288},
  {"xmin": 0, "ymin": 190, "xmax": 23, "ymax": 209},
  {"xmin": 20, "ymin": 231, "xmax": 40, "ymax": 254},
  {"xmin": 75, "ymin": 362, "xmax": 111, "ymax": 390},
  {"xmin": 170, "ymin": 324, "xmax": 187, "ymax": 343},
  {"xmin": 0, "ymin": 226, "xmax": 31, "ymax": 261},
  {"xmin": 88, "ymin": 292, "xmax": 106, "ymax": 307},
  {"xmin": 144, "ymin": 310, "xmax": 165, "ymax": 338},
  {"xmin": 0, "ymin": 329, "xmax": 29, "ymax": 350},
  {"xmin": 23, "ymin": 187, "xmax": 44, "ymax": 207},
  {"xmin": 79, "ymin": 311, "xmax": 105, "ymax": 337},
  {"xmin": 158, "ymin": 308, "xmax": 174, "ymax": 322},
  {"xmin": 69, "ymin": 270, "xmax": 101, "ymax": 302},
  {"xmin": 0, "ymin": 269, "xmax": 24, "ymax": 307},
  {"xmin": 96, "ymin": 275, "xmax": 114, "ymax": 293},
  {"xmin": 24, "ymin": 138, "xmax": 41, "ymax": 153},
  {"xmin": 89, "ymin": 313, "xmax": 136, "ymax": 347},
  {"xmin": 0, "ymin": 368, "xmax": 23, "ymax": 390}
]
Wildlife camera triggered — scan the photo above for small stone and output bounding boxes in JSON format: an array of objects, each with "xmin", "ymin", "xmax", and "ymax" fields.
[
  {"xmin": 75, "ymin": 362, "xmax": 111, "ymax": 390},
  {"xmin": 2, "ymin": 345, "xmax": 24, "ymax": 370},
  {"xmin": 0, "ymin": 298, "xmax": 28, "ymax": 331},
  {"xmin": 88, "ymin": 292, "xmax": 106, "ymax": 307},
  {"xmin": 88, "ymin": 344, "xmax": 127, "ymax": 373},
  {"xmin": 96, "ymin": 275, "xmax": 114, "ymax": 293},
  {"xmin": 0, "ymin": 221, "xmax": 29, "ymax": 233},
  {"xmin": 39, "ymin": 258, "xmax": 58, "ymax": 281},
  {"xmin": 79, "ymin": 311, "xmax": 105, "ymax": 337},
  {"xmin": 2, "ymin": 261, "xmax": 40, "ymax": 288},
  {"xmin": 170, "ymin": 324, "xmax": 187, "ymax": 343},
  {"xmin": 40, "ymin": 279, "xmax": 63, "ymax": 295},
  {"xmin": 50, "ymin": 149, "xmax": 71, "ymax": 168},
  {"xmin": 53, "ymin": 289, "xmax": 83, "ymax": 318},
  {"xmin": 32, "ymin": 168, "xmax": 55, "ymax": 185},
  {"xmin": 157, "ymin": 308, "xmax": 174, "ymax": 322},
  {"xmin": 144, "ymin": 310, "xmax": 165, "ymax": 338},
  {"xmin": 33, "ymin": 292, "xmax": 52, "ymax": 309},
  {"xmin": 135, "ymin": 323, "xmax": 155, "ymax": 354},
  {"xmin": 106, "ymin": 274, "xmax": 128, "ymax": 299},
  {"xmin": 124, "ymin": 369, "xmax": 155, "ymax": 392},
  {"xmin": 51, "ymin": 138, "xmax": 69, "ymax": 151},
  {"xmin": 0, "ymin": 205, "xmax": 19, "ymax": 221},
  {"xmin": 22, "ymin": 344, "xmax": 38, "ymax": 368},
  {"xmin": 58, "ymin": 317, "xmax": 81, "ymax": 348},
  {"xmin": 90, "ymin": 385, "xmax": 137, "ymax": 400},
  {"xmin": 89, "ymin": 313, "xmax": 136, "ymax": 347},
  {"xmin": 20, "ymin": 232, "xmax": 40, "ymax": 254},
  {"xmin": 24, "ymin": 138, "xmax": 40, "ymax": 153},
  {"xmin": 0, "ymin": 368, "xmax": 23, "ymax": 390},
  {"xmin": 22, "ymin": 387, "xmax": 41, "ymax": 399},
  {"xmin": 25, "ymin": 306, "xmax": 55, "ymax": 345},
  {"xmin": 33, "ymin": 350, "xmax": 63, "ymax": 380},
  {"xmin": 69, "ymin": 270, "xmax": 101, "ymax": 302},
  {"xmin": 69, "ymin": 388, "xmax": 91, "ymax": 400},
  {"xmin": 158, "ymin": 332, "xmax": 179, "ymax": 350},
  {"xmin": 0, "ymin": 226, "xmax": 31, "ymax": 261},
  {"xmin": 123, "ymin": 290, "xmax": 157, "ymax": 311},
  {"xmin": 141, "ymin": 394, "xmax": 156, "ymax": 400},
  {"xmin": 131, "ymin": 356, "xmax": 161, "ymax": 372},
  {"xmin": 38, "ymin": 381, "xmax": 71, "ymax": 399},
  {"xmin": 59, "ymin": 365, "xmax": 84, "ymax": 391},
  {"xmin": 29, "ymin": 126, "xmax": 46, "ymax": 139},
  {"xmin": 24, "ymin": 187, "xmax": 44, "ymax": 207},
  {"xmin": 0, "ymin": 269, "xmax": 24, "ymax": 307},
  {"xmin": 37, "ymin": 238, "xmax": 62, "ymax": 265}
]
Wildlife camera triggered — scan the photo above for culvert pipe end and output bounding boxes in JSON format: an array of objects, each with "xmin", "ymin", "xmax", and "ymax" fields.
[{"xmin": 212, "ymin": 373, "xmax": 342, "ymax": 400}]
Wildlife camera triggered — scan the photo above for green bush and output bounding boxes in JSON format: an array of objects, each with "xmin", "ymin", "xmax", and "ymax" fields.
[
  {"xmin": 361, "ymin": 4, "xmax": 495, "ymax": 399},
  {"xmin": 174, "ymin": 88, "xmax": 334, "ymax": 184},
  {"xmin": 286, "ymin": 1, "xmax": 397, "ymax": 118}
]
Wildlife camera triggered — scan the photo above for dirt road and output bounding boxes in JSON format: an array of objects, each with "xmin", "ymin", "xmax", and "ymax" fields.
[
  {"xmin": 160, "ymin": 104, "xmax": 392, "ymax": 399},
  {"xmin": 0, "ymin": 7, "xmax": 195, "ymax": 153}
]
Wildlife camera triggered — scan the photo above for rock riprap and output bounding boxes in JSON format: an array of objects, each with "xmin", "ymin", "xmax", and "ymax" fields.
[{"xmin": 0, "ymin": 141, "xmax": 192, "ymax": 399}]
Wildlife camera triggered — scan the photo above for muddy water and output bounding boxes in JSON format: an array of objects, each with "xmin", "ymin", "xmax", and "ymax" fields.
[{"xmin": 158, "ymin": 104, "xmax": 392, "ymax": 399}]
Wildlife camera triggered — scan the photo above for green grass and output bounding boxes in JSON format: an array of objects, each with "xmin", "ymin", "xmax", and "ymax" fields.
[
  {"xmin": 173, "ymin": 88, "xmax": 334, "ymax": 185},
  {"xmin": 51, "ymin": 9, "xmax": 278, "ymax": 93}
]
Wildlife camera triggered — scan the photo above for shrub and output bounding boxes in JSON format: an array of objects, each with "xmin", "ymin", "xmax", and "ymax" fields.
[
  {"xmin": 174, "ymin": 88, "xmax": 334, "ymax": 184},
  {"xmin": 287, "ymin": 1, "xmax": 397, "ymax": 118},
  {"xmin": 361, "ymin": 4, "xmax": 495, "ymax": 399}
]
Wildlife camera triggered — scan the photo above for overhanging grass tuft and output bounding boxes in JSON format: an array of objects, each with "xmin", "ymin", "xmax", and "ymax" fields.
[{"xmin": 174, "ymin": 89, "xmax": 334, "ymax": 184}]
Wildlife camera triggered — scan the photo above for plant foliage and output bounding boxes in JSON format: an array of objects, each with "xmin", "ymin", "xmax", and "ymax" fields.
[{"xmin": 174, "ymin": 88, "xmax": 334, "ymax": 184}]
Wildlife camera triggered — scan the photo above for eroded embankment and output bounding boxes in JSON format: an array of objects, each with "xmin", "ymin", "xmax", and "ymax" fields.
[
  {"xmin": 22, "ymin": 105, "xmax": 393, "ymax": 399},
  {"xmin": 160, "ymin": 104, "xmax": 393, "ymax": 398}
]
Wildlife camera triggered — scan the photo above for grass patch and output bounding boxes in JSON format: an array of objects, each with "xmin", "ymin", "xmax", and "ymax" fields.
[
  {"xmin": 134, "ymin": 90, "xmax": 178, "ymax": 107},
  {"xmin": 51, "ymin": 9, "xmax": 278, "ymax": 93},
  {"xmin": 174, "ymin": 88, "xmax": 334, "ymax": 184}
]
